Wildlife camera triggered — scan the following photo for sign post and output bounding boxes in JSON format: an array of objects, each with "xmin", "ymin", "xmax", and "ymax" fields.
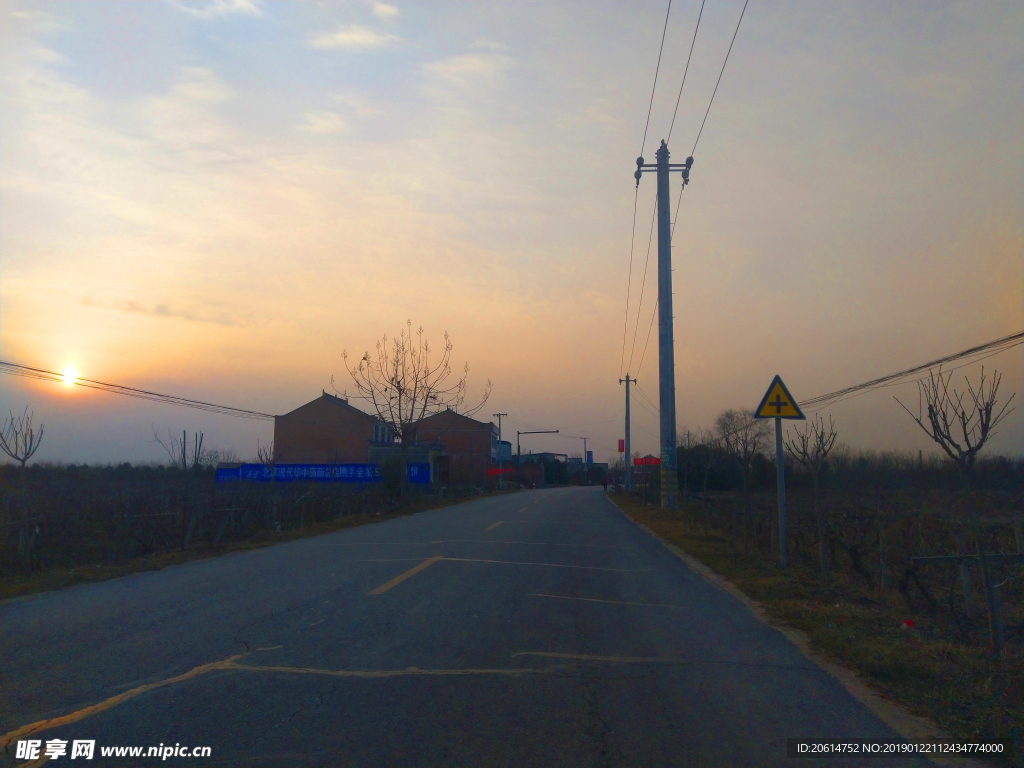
[{"xmin": 754, "ymin": 375, "xmax": 805, "ymax": 568}]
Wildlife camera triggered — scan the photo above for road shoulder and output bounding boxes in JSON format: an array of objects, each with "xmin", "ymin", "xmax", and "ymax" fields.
[{"xmin": 605, "ymin": 492, "xmax": 995, "ymax": 768}]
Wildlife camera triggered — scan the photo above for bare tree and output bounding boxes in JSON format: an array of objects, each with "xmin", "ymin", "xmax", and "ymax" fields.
[
  {"xmin": 152, "ymin": 427, "xmax": 205, "ymax": 470},
  {"xmin": 0, "ymin": 408, "xmax": 44, "ymax": 567},
  {"xmin": 256, "ymin": 439, "xmax": 276, "ymax": 472},
  {"xmin": 895, "ymin": 366, "xmax": 1015, "ymax": 659},
  {"xmin": 715, "ymin": 409, "xmax": 770, "ymax": 498},
  {"xmin": 339, "ymin": 321, "xmax": 491, "ymax": 499},
  {"xmin": 785, "ymin": 414, "xmax": 838, "ymax": 574},
  {"xmin": 677, "ymin": 427, "xmax": 699, "ymax": 501},
  {"xmin": 0, "ymin": 408, "xmax": 44, "ymax": 468},
  {"xmin": 695, "ymin": 429, "xmax": 723, "ymax": 535},
  {"xmin": 199, "ymin": 447, "xmax": 237, "ymax": 467},
  {"xmin": 895, "ymin": 366, "xmax": 1014, "ymax": 482},
  {"xmin": 715, "ymin": 408, "xmax": 771, "ymax": 537}
]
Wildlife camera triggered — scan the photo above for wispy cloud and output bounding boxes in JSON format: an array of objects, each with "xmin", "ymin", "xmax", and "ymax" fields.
[
  {"xmin": 175, "ymin": 0, "xmax": 262, "ymax": 18},
  {"xmin": 309, "ymin": 24, "xmax": 399, "ymax": 50},
  {"xmin": 423, "ymin": 53, "xmax": 513, "ymax": 87},
  {"xmin": 299, "ymin": 111, "xmax": 346, "ymax": 134},
  {"xmin": 81, "ymin": 297, "xmax": 241, "ymax": 327},
  {"xmin": 371, "ymin": 3, "xmax": 400, "ymax": 21}
]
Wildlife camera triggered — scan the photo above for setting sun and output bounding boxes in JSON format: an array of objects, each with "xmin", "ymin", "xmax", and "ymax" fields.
[{"xmin": 61, "ymin": 367, "xmax": 78, "ymax": 386}]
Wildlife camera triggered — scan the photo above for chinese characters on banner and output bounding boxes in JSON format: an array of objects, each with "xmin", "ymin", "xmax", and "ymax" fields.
[{"xmin": 215, "ymin": 463, "xmax": 431, "ymax": 484}]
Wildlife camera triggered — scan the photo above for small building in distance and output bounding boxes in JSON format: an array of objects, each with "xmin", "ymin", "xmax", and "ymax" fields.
[
  {"xmin": 517, "ymin": 451, "xmax": 568, "ymax": 464},
  {"xmin": 412, "ymin": 409, "xmax": 497, "ymax": 487},
  {"xmin": 274, "ymin": 391, "xmax": 393, "ymax": 464}
]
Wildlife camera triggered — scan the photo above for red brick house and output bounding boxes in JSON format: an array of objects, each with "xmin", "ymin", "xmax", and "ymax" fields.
[
  {"xmin": 273, "ymin": 392, "xmax": 392, "ymax": 464},
  {"xmin": 411, "ymin": 410, "xmax": 497, "ymax": 487}
]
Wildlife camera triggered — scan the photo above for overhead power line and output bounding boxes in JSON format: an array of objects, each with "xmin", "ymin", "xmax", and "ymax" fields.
[
  {"xmin": 632, "ymin": 381, "xmax": 661, "ymax": 416},
  {"xmin": 798, "ymin": 331, "xmax": 1024, "ymax": 411},
  {"xmin": 627, "ymin": 1, "xmax": 705, "ymax": 377},
  {"xmin": 639, "ymin": 0, "xmax": 674, "ymax": 159},
  {"xmin": 626, "ymin": 205, "xmax": 659, "ymax": 374},
  {"xmin": 619, "ymin": 189, "xmax": 640, "ymax": 377},
  {"xmin": 623, "ymin": 0, "xmax": 674, "ymax": 378},
  {"xmin": 691, "ymin": 0, "xmax": 751, "ymax": 156},
  {"xmin": 0, "ymin": 361, "xmax": 276, "ymax": 421},
  {"xmin": 666, "ymin": 0, "xmax": 707, "ymax": 143}
]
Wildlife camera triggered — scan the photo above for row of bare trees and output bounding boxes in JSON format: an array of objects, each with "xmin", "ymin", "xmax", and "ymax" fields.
[{"xmin": 676, "ymin": 366, "xmax": 1015, "ymax": 658}]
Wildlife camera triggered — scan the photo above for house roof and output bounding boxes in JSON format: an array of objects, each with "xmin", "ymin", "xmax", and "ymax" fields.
[
  {"xmin": 414, "ymin": 409, "xmax": 495, "ymax": 432},
  {"xmin": 278, "ymin": 391, "xmax": 378, "ymax": 422}
]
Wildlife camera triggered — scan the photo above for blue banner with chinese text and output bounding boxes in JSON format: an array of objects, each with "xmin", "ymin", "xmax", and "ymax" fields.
[{"xmin": 216, "ymin": 463, "xmax": 430, "ymax": 484}]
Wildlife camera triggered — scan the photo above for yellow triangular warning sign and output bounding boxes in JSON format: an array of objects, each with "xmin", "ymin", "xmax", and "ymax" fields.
[{"xmin": 754, "ymin": 375, "xmax": 805, "ymax": 420}]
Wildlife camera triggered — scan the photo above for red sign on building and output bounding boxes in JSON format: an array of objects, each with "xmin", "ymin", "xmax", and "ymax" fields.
[
  {"xmin": 633, "ymin": 456, "xmax": 661, "ymax": 466},
  {"xmin": 618, "ymin": 439, "xmax": 625, "ymax": 453}
]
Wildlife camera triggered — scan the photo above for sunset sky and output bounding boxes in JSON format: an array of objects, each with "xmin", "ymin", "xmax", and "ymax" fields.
[{"xmin": 1, "ymin": 0, "xmax": 1021, "ymax": 465}]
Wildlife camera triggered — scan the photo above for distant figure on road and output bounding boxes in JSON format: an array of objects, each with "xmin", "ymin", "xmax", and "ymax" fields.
[{"xmin": 602, "ymin": 479, "xmax": 608, "ymax": 492}]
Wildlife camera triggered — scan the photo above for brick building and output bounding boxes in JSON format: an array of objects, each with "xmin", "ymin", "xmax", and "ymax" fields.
[
  {"xmin": 273, "ymin": 391, "xmax": 393, "ymax": 464},
  {"xmin": 411, "ymin": 410, "xmax": 497, "ymax": 487}
]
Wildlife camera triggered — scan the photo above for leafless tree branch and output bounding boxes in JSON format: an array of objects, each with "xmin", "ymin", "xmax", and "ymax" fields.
[{"xmin": 0, "ymin": 408, "xmax": 44, "ymax": 468}]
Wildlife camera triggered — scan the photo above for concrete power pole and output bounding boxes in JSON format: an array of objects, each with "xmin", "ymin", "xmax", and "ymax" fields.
[
  {"xmin": 619, "ymin": 375, "xmax": 634, "ymax": 489},
  {"xmin": 493, "ymin": 413, "xmax": 507, "ymax": 490},
  {"xmin": 635, "ymin": 140, "xmax": 692, "ymax": 509}
]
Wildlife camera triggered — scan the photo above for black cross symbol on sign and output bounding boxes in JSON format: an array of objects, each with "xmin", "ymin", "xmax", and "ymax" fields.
[{"xmin": 770, "ymin": 394, "xmax": 789, "ymax": 413}]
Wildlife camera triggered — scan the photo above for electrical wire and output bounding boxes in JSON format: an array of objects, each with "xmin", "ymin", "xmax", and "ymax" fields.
[
  {"xmin": 798, "ymin": 331, "xmax": 1023, "ymax": 411},
  {"xmin": 632, "ymin": 381, "xmax": 661, "ymax": 415},
  {"xmin": 640, "ymin": 0, "xmax": 674, "ymax": 159},
  {"xmin": 620, "ymin": 188, "xmax": 640, "ymax": 378},
  {"xmin": 0, "ymin": 360, "xmax": 275, "ymax": 420},
  {"xmin": 626, "ymin": 205, "xmax": 659, "ymax": 374},
  {"xmin": 623, "ymin": 0, "xmax": 674, "ymax": 377},
  {"xmin": 691, "ymin": 0, "xmax": 751, "ymax": 156},
  {"xmin": 630, "ymin": 394, "xmax": 660, "ymax": 423},
  {"xmin": 666, "ymin": 0, "xmax": 707, "ymax": 143}
]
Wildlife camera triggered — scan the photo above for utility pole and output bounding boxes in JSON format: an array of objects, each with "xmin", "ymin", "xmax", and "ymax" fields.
[
  {"xmin": 635, "ymin": 141, "xmax": 692, "ymax": 509},
  {"xmin": 619, "ymin": 375, "xmax": 634, "ymax": 489},
  {"xmin": 493, "ymin": 413, "xmax": 507, "ymax": 490}
]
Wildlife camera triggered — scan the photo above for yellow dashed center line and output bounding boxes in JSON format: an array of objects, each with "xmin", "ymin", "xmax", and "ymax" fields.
[
  {"xmin": 367, "ymin": 555, "xmax": 444, "ymax": 595},
  {"xmin": 484, "ymin": 521, "xmax": 504, "ymax": 531}
]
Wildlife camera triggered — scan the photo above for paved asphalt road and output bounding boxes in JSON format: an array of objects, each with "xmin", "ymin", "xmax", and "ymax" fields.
[{"xmin": 1, "ymin": 487, "xmax": 930, "ymax": 767}]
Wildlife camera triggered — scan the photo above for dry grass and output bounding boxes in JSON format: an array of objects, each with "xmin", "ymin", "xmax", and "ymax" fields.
[
  {"xmin": 609, "ymin": 491, "xmax": 1022, "ymax": 767},
  {"xmin": 0, "ymin": 490, "xmax": 506, "ymax": 603}
]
